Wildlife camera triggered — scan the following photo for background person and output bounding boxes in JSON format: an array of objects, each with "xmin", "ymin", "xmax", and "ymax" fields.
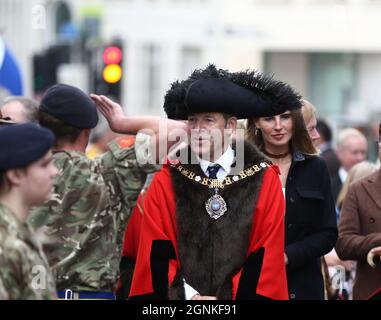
[
  {"xmin": 335, "ymin": 123, "xmax": 381, "ymax": 300},
  {"xmin": 0, "ymin": 96, "xmax": 38, "ymax": 123},
  {"xmin": 315, "ymin": 119, "xmax": 341, "ymax": 178},
  {"xmin": 331, "ymin": 128, "xmax": 368, "ymax": 204}
]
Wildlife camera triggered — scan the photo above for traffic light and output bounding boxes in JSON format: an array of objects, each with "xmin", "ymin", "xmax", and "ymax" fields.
[
  {"xmin": 33, "ymin": 53, "xmax": 49, "ymax": 94},
  {"xmin": 33, "ymin": 44, "xmax": 70, "ymax": 95},
  {"xmin": 98, "ymin": 41, "xmax": 123, "ymax": 101},
  {"xmin": 103, "ymin": 46, "xmax": 122, "ymax": 84}
]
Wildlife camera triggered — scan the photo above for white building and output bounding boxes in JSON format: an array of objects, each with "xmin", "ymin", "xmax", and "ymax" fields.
[{"xmin": 2, "ymin": 0, "xmax": 381, "ymax": 131}]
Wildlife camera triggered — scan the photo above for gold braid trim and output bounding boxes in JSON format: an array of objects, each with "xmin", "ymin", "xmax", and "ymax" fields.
[{"xmin": 173, "ymin": 161, "xmax": 270, "ymax": 189}]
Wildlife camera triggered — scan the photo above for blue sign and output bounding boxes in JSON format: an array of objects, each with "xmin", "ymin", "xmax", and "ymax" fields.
[{"xmin": 0, "ymin": 38, "xmax": 24, "ymax": 95}]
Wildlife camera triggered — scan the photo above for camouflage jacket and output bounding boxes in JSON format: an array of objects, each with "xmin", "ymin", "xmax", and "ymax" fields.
[
  {"xmin": 0, "ymin": 204, "xmax": 56, "ymax": 299},
  {"xmin": 28, "ymin": 133, "xmax": 159, "ymax": 292}
]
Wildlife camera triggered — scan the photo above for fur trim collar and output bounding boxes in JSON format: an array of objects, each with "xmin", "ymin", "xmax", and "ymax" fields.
[{"xmin": 168, "ymin": 141, "xmax": 268, "ymax": 299}]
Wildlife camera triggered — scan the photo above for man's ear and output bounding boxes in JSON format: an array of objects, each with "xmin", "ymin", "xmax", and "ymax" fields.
[
  {"xmin": 227, "ymin": 117, "xmax": 237, "ymax": 130},
  {"xmin": 5, "ymin": 169, "xmax": 24, "ymax": 187}
]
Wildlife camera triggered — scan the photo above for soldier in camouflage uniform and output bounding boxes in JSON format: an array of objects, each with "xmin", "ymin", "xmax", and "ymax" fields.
[
  {"xmin": 0, "ymin": 123, "xmax": 57, "ymax": 299},
  {"xmin": 28, "ymin": 84, "xmax": 186, "ymax": 299}
]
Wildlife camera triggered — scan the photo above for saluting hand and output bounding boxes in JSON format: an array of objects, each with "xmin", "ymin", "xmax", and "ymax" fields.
[{"xmin": 90, "ymin": 94, "xmax": 126, "ymax": 133}]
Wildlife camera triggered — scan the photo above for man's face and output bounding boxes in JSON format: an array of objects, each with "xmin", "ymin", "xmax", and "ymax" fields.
[
  {"xmin": 337, "ymin": 136, "xmax": 367, "ymax": 171},
  {"xmin": 0, "ymin": 101, "xmax": 27, "ymax": 123},
  {"xmin": 18, "ymin": 150, "xmax": 58, "ymax": 207},
  {"xmin": 187, "ymin": 112, "xmax": 236, "ymax": 161}
]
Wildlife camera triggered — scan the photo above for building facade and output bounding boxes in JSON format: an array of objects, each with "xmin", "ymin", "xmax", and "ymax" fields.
[{"xmin": 1, "ymin": 0, "xmax": 381, "ymax": 132}]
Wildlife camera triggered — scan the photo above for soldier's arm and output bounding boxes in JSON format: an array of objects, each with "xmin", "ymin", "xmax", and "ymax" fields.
[
  {"xmin": 90, "ymin": 94, "xmax": 186, "ymax": 135},
  {"xmin": 90, "ymin": 94, "xmax": 188, "ymax": 163},
  {"xmin": 96, "ymin": 134, "xmax": 158, "ymax": 217}
]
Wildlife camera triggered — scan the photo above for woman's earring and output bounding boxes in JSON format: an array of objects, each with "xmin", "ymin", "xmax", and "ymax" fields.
[{"xmin": 255, "ymin": 128, "xmax": 259, "ymax": 136}]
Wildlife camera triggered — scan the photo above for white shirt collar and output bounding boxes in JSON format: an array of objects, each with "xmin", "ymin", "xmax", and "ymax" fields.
[
  {"xmin": 199, "ymin": 145, "xmax": 235, "ymax": 180},
  {"xmin": 338, "ymin": 167, "xmax": 348, "ymax": 183}
]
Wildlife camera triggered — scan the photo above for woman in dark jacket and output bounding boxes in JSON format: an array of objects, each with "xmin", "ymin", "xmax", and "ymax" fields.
[{"xmin": 247, "ymin": 108, "xmax": 337, "ymax": 300}]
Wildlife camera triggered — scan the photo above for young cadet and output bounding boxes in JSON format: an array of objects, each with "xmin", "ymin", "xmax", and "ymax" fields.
[{"xmin": 0, "ymin": 123, "xmax": 58, "ymax": 299}]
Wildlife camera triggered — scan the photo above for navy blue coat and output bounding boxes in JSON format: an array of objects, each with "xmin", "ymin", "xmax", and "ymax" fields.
[{"xmin": 284, "ymin": 152, "xmax": 338, "ymax": 300}]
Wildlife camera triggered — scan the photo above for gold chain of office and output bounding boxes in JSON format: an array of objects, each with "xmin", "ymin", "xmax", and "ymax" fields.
[{"xmin": 173, "ymin": 161, "xmax": 271, "ymax": 189}]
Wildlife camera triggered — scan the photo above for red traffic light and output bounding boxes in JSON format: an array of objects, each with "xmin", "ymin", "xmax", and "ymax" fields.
[{"xmin": 103, "ymin": 46, "xmax": 122, "ymax": 65}]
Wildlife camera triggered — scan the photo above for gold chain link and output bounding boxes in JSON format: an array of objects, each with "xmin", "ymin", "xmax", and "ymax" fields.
[{"xmin": 174, "ymin": 161, "xmax": 270, "ymax": 189}]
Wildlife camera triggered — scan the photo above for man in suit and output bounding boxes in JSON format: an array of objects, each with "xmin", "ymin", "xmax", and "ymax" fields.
[
  {"xmin": 330, "ymin": 128, "xmax": 367, "ymax": 204},
  {"xmin": 0, "ymin": 97, "xmax": 38, "ymax": 123},
  {"xmin": 335, "ymin": 122, "xmax": 381, "ymax": 300}
]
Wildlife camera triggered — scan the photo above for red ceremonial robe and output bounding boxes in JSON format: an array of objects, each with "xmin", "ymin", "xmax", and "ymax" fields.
[{"xmin": 129, "ymin": 153, "xmax": 288, "ymax": 300}]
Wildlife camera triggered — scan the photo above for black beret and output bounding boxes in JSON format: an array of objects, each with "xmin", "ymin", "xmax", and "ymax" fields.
[
  {"xmin": 185, "ymin": 78, "xmax": 301, "ymax": 119},
  {"xmin": 40, "ymin": 84, "xmax": 98, "ymax": 129},
  {"xmin": 0, "ymin": 123, "xmax": 54, "ymax": 171}
]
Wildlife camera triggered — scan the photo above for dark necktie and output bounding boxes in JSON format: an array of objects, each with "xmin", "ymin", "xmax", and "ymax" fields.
[{"xmin": 207, "ymin": 164, "xmax": 221, "ymax": 179}]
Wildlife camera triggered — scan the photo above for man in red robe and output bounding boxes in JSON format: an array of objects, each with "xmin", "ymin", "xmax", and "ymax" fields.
[{"xmin": 129, "ymin": 64, "xmax": 302, "ymax": 300}]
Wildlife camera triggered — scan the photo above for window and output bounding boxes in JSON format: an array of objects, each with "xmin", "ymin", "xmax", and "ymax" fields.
[
  {"xmin": 180, "ymin": 46, "xmax": 201, "ymax": 80},
  {"xmin": 143, "ymin": 44, "xmax": 162, "ymax": 109}
]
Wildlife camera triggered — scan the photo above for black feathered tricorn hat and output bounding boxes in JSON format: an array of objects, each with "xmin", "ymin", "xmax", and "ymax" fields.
[{"xmin": 163, "ymin": 64, "xmax": 302, "ymax": 120}]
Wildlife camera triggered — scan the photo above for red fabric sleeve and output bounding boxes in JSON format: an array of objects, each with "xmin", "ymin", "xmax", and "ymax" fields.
[
  {"xmin": 128, "ymin": 167, "xmax": 179, "ymax": 297},
  {"xmin": 232, "ymin": 166, "xmax": 288, "ymax": 300}
]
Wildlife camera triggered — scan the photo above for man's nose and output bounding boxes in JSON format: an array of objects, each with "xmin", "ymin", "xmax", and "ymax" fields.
[
  {"xmin": 194, "ymin": 122, "xmax": 202, "ymax": 130},
  {"xmin": 194, "ymin": 122, "xmax": 208, "ymax": 131}
]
